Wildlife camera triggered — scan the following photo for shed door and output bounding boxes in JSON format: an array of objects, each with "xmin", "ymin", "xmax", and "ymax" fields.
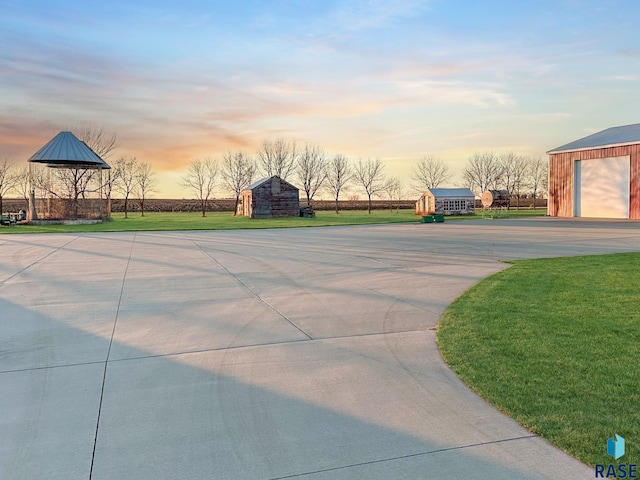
[
  {"xmin": 243, "ymin": 192, "xmax": 252, "ymax": 217},
  {"xmin": 574, "ymin": 156, "xmax": 630, "ymax": 218}
]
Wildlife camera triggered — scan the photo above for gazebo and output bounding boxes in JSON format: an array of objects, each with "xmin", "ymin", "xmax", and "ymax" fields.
[{"xmin": 28, "ymin": 131, "xmax": 111, "ymax": 223}]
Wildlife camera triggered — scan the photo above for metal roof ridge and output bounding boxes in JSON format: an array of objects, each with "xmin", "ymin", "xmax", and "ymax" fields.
[
  {"xmin": 547, "ymin": 140, "xmax": 640, "ymax": 154},
  {"xmin": 547, "ymin": 122, "xmax": 640, "ymax": 153},
  {"xmin": 28, "ymin": 131, "xmax": 110, "ymax": 168}
]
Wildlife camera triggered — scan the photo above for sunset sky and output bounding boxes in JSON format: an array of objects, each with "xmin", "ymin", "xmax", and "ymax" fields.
[{"xmin": 2, "ymin": 0, "xmax": 640, "ymax": 198}]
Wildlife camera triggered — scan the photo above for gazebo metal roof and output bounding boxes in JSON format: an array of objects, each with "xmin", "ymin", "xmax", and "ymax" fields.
[{"xmin": 28, "ymin": 131, "xmax": 111, "ymax": 169}]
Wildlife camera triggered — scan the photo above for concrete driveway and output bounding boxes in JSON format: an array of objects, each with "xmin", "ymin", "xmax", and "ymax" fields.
[{"xmin": 1, "ymin": 217, "xmax": 638, "ymax": 479}]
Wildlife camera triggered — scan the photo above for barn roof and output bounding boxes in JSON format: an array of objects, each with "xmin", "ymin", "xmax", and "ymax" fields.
[
  {"xmin": 243, "ymin": 176, "xmax": 298, "ymax": 191},
  {"xmin": 28, "ymin": 131, "xmax": 110, "ymax": 169},
  {"xmin": 547, "ymin": 123, "xmax": 640, "ymax": 154},
  {"xmin": 424, "ymin": 188, "xmax": 475, "ymax": 198}
]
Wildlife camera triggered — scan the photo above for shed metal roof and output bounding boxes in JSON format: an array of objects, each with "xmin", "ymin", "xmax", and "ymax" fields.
[
  {"xmin": 423, "ymin": 188, "xmax": 475, "ymax": 198},
  {"xmin": 547, "ymin": 123, "xmax": 640, "ymax": 154},
  {"xmin": 28, "ymin": 131, "xmax": 111, "ymax": 168},
  {"xmin": 243, "ymin": 175, "xmax": 298, "ymax": 191},
  {"xmin": 244, "ymin": 177, "xmax": 271, "ymax": 190}
]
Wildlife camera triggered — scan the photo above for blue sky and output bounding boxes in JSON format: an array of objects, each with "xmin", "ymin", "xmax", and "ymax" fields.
[{"xmin": 2, "ymin": 0, "xmax": 639, "ymax": 197}]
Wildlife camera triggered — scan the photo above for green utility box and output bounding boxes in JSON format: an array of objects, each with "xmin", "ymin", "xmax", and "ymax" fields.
[{"xmin": 422, "ymin": 215, "xmax": 445, "ymax": 223}]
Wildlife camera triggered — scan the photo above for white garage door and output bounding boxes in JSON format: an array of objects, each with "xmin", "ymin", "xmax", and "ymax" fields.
[{"xmin": 574, "ymin": 156, "xmax": 630, "ymax": 218}]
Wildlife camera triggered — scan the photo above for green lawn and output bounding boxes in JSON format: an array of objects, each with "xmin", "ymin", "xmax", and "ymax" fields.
[
  {"xmin": 437, "ymin": 253, "xmax": 640, "ymax": 467},
  {"xmin": 0, "ymin": 208, "xmax": 545, "ymax": 234},
  {"xmin": 0, "ymin": 210, "xmax": 415, "ymax": 234}
]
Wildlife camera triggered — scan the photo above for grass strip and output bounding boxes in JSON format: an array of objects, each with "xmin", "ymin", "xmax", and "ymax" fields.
[
  {"xmin": 0, "ymin": 209, "xmax": 544, "ymax": 234},
  {"xmin": 437, "ymin": 252, "xmax": 640, "ymax": 466}
]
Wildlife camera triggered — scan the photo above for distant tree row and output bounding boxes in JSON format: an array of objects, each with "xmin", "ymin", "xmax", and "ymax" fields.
[
  {"xmin": 182, "ymin": 139, "xmax": 398, "ymax": 215},
  {"xmin": 1, "ymin": 128, "xmax": 549, "ymax": 217},
  {"xmin": 461, "ymin": 152, "xmax": 548, "ymax": 209},
  {"xmin": 110, "ymin": 156, "xmax": 156, "ymax": 218},
  {"xmin": 181, "ymin": 140, "xmax": 549, "ymax": 217},
  {"xmin": 409, "ymin": 152, "xmax": 548, "ymax": 207}
]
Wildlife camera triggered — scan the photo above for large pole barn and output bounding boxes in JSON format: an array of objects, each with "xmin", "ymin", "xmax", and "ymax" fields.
[{"xmin": 547, "ymin": 123, "xmax": 640, "ymax": 219}]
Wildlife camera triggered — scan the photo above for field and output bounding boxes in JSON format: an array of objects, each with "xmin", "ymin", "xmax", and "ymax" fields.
[
  {"xmin": 437, "ymin": 253, "xmax": 640, "ymax": 467},
  {"xmin": 0, "ymin": 208, "xmax": 547, "ymax": 234},
  {"xmin": 0, "ymin": 210, "xmax": 415, "ymax": 234}
]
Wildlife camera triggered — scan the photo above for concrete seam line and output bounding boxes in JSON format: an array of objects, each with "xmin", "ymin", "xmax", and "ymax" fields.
[
  {"xmin": 88, "ymin": 233, "xmax": 136, "ymax": 480},
  {"xmin": 0, "ymin": 236, "xmax": 78, "ymax": 288},
  {"xmin": 103, "ymin": 328, "xmax": 428, "ymax": 364},
  {"xmin": 267, "ymin": 435, "xmax": 539, "ymax": 480},
  {"xmin": 107, "ymin": 338, "xmax": 312, "ymax": 363},
  {"xmin": 0, "ymin": 360, "xmax": 106, "ymax": 375},
  {"xmin": 104, "ymin": 329, "xmax": 428, "ymax": 365},
  {"xmin": 186, "ymin": 234, "xmax": 313, "ymax": 340}
]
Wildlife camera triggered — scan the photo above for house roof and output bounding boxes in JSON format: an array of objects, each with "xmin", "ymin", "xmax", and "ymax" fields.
[
  {"xmin": 28, "ymin": 131, "xmax": 111, "ymax": 169},
  {"xmin": 424, "ymin": 188, "xmax": 475, "ymax": 198},
  {"xmin": 243, "ymin": 176, "xmax": 298, "ymax": 191},
  {"xmin": 547, "ymin": 123, "xmax": 640, "ymax": 154}
]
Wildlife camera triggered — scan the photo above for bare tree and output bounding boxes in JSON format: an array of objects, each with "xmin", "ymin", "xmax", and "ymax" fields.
[
  {"xmin": 498, "ymin": 152, "xmax": 518, "ymax": 195},
  {"xmin": 499, "ymin": 152, "xmax": 528, "ymax": 209},
  {"xmin": 221, "ymin": 151, "xmax": 256, "ymax": 215},
  {"xmin": 71, "ymin": 124, "xmax": 119, "ymax": 201},
  {"xmin": 13, "ymin": 165, "xmax": 30, "ymax": 208},
  {"xmin": 49, "ymin": 167, "xmax": 98, "ymax": 217},
  {"xmin": 353, "ymin": 158, "xmax": 386, "ymax": 214},
  {"xmin": 182, "ymin": 157, "xmax": 218, "ymax": 217},
  {"xmin": 0, "ymin": 159, "xmax": 18, "ymax": 216},
  {"xmin": 135, "ymin": 161, "xmax": 156, "ymax": 217},
  {"xmin": 325, "ymin": 154, "xmax": 352, "ymax": 214},
  {"xmin": 257, "ymin": 138, "xmax": 298, "ymax": 181},
  {"xmin": 462, "ymin": 152, "xmax": 503, "ymax": 195},
  {"xmin": 113, "ymin": 156, "xmax": 139, "ymax": 219},
  {"xmin": 73, "ymin": 123, "xmax": 118, "ymax": 160},
  {"xmin": 527, "ymin": 157, "xmax": 548, "ymax": 209},
  {"xmin": 410, "ymin": 154, "xmax": 451, "ymax": 191},
  {"xmin": 102, "ymin": 168, "xmax": 116, "ymax": 218},
  {"xmin": 384, "ymin": 176, "xmax": 403, "ymax": 213},
  {"xmin": 296, "ymin": 143, "xmax": 327, "ymax": 207},
  {"xmin": 30, "ymin": 163, "xmax": 51, "ymax": 199}
]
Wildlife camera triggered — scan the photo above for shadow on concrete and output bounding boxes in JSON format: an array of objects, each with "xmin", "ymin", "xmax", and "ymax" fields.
[{"xmin": 0, "ymin": 296, "xmax": 572, "ymax": 480}]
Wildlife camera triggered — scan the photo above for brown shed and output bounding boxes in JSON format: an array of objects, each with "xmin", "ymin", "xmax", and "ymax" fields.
[
  {"xmin": 547, "ymin": 123, "xmax": 640, "ymax": 219},
  {"xmin": 237, "ymin": 176, "xmax": 300, "ymax": 218}
]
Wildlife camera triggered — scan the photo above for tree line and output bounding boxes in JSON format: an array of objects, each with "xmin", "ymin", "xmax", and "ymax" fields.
[
  {"xmin": 183, "ymin": 141, "xmax": 549, "ymax": 216},
  {"xmin": 460, "ymin": 152, "xmax": 548, "ymax": 209},
  {"xmin": 0, "ymin": 126, "xmax": 549, "ymax": 217},
  {"xmin": 182, "ymin": 139, "xmax": 396, "ymax": 216}
]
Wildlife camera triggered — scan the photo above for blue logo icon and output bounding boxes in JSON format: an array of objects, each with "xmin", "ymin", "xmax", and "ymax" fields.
[{"xmin": 608, "ymin": 434, "xmax": 625, "ymax": 460}]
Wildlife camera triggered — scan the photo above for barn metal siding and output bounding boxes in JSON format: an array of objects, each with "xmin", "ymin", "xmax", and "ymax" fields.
[{"xmin": 548, "ymin": 144, "xmax": 640, "ymax": 219}]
